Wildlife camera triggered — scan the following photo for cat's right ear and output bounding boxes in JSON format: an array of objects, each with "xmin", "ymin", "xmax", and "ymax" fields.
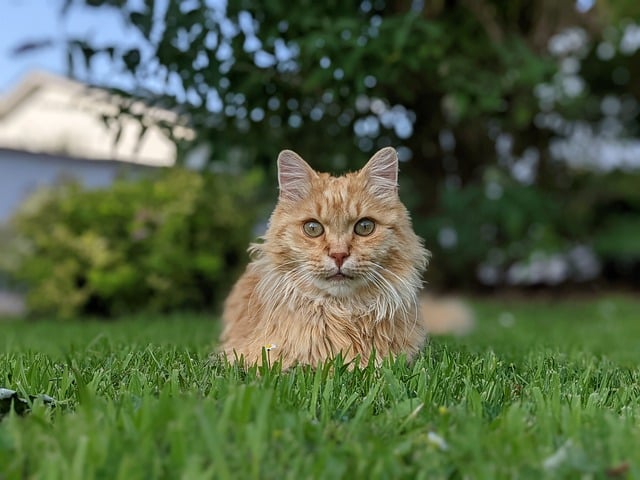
[
  {"xmin": 277, "ymin": 150, "xmax": 316, "ymax": 202},
  {"xmin": 360, "ymin": 147, "xmax": 399, "ymax": 198}
]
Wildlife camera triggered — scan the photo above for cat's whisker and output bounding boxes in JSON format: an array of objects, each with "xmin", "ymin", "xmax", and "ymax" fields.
[
  {"xmin": 363, "ymin": 270, "xmax": 406, "ymax": 325},
  {"xmin": 369, "ymin": 261, "xmax": 422, "ymax": 291},
  {"xmin": 365, "ymin": 262, "xmax": 420, "ymax": 333},
  {"xmin": 258, "ymin": 264, "xmax": 318, "ymax": 315}
]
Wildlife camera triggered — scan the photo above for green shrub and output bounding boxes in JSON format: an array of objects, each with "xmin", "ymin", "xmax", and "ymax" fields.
[
  {"xmin": 7, "ymin": 168, "xmax": 262, "ymax": 318},
  {"xmin": 417, "ymin": 177, "xmax": 568, "ymax": 288},
  {"xmin": 417, "ymin": 170, "xmax": 640, "ymax": 288},
  {"xmin": 570, "ymin": 172, "xmax": 640, "ymax": 260}
]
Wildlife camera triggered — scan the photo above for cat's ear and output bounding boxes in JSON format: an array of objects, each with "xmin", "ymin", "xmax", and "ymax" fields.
[
  {"xmin": 360, "ymin": 147, "xmax": 399, "ymax": 197},
  {"xmin": 277, "ymin": 150, "xmax": 316, "ymax": 202}
]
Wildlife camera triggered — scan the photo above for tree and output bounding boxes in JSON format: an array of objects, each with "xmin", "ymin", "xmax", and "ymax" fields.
[
  {"xmin": 59, "ymin": 1, "xmax": 567, "ymax": 191},
  {"xmin": 28, "ymin": 0, "xmax": 640, "ymax": 287}
]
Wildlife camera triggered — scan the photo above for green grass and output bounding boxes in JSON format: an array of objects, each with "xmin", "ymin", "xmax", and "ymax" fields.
[{"xmin": 1, "ymin": 295, "xmax": 639, "ymax": 479}]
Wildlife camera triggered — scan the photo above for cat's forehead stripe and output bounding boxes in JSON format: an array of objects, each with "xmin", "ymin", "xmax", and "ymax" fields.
[{"xmin": 317, "ymin": 177, "xmax": 361, "ymax": 221}]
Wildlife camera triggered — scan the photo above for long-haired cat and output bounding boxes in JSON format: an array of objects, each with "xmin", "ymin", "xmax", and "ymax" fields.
[{"xmin": 218, "ymin": 147, "xmax": 469, "ymax": 369}]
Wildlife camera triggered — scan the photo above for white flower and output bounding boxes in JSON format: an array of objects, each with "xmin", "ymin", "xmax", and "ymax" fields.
[
  {"xmin": 427, "ymin": 431, "xmax": 449, "ymax": 451},
  {"xmin": 543, "ymin": 440, "xmax": 573, "ymax": 470}
]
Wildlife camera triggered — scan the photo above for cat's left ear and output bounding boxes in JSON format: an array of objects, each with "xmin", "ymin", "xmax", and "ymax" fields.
[
  {"xmin": 277, "ymin": 150, "xmax": 317, "ymax": 202},
  {"xmin": 360, "ymin": 147, "xmax": 399, "ymax": 197}
]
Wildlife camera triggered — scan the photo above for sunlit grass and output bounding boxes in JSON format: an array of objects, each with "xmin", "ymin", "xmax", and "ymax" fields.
[{"xmin": 1, "ymin": 295, "xmax": 639, "ymax": 479}]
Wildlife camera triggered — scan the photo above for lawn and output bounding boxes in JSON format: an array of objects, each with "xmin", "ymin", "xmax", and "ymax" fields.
[{"xmin": 1, "ymin": 295, "xmax": 639, "ymax": 479}]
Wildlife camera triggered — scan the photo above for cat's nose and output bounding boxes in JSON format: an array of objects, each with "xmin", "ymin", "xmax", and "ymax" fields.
[{"xmin": 330, "ymin": 252, "xmax": 349, "ymax": 268}]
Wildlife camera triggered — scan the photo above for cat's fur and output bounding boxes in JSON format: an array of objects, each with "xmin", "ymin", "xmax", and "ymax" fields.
[{"xmin": 219, "ymin": 147, "xmax": 460, "ymax": 369}]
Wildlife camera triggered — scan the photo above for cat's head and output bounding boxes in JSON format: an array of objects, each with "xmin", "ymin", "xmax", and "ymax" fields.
[{"xmin": 262, "ymin": 147, "xmax": 429, "ymax": 298}]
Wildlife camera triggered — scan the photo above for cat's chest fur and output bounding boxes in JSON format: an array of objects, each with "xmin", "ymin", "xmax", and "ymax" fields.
[
  {"xmin": 262, "ymin": 297, "xmax": 392, "ymax": 355},
  {"xmin": 219, "ymin": 264, "xmax": 426, "ymax": 368}
]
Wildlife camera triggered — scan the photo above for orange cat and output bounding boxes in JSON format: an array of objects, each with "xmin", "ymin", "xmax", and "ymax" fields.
[{"xmin": 218, "ymin": 147, "xmax": 467, "ymax": 369}]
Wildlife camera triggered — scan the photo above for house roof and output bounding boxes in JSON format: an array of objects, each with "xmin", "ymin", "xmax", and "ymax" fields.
[{"xmin": 0, "ymin": 71, "xmax": 194, "ymax": 167}]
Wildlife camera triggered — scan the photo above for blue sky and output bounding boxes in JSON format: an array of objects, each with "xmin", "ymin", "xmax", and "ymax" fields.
[{"xmin": 0, "ymin": 0, "xmax": 138, "ymax": 92}]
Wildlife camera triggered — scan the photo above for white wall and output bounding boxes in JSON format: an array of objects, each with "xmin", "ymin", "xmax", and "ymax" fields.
[{"xmin": 0, "ymin": 148, "xmax": 154, "ymax": 222}]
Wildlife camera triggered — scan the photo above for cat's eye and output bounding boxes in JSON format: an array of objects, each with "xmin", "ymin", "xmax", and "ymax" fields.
[
  {"xmin": 303, "ymin": 220, "xmax": 324, "ymax": 237},
  {"xmin": 354, "ymin": 218, "xmax": 375, "ymax": 236}
]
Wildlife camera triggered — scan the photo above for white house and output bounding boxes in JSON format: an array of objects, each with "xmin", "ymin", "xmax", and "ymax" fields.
[{"xmin": 0, "ymin": 70, "xmax": 194, "ymax": 222}]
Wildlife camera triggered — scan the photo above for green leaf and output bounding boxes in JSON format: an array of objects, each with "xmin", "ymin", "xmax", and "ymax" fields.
[{"xmin": 593, "ymin": 215, "xmax": 640, "ymax": 259}]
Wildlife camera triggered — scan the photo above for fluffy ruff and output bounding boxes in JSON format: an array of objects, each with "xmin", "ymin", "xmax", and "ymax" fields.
[{"xmin": 220, "ymin": 249, "xmax": 427, "ymax": 369}]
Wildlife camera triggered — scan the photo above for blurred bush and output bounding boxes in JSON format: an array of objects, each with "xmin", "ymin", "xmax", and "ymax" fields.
[
  {"xmin": 419, "ymin": 170, "xmax": 640, "ymax": 288},
  {"xmin": 582, "ymin": 172, "xmax": 640, "ymax": 281},
  {"xmin": 418, "ymin": 176, "xmax": 565, "ymax": 288},
  {"xmin": 5, "ymin": 168, "xmax": 262, "ymax": 318}
]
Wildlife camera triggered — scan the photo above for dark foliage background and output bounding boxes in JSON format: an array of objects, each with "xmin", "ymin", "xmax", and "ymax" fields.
[{"xmin": 4, "ymin": 0, "xmax": 639, "ymax": 316}]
